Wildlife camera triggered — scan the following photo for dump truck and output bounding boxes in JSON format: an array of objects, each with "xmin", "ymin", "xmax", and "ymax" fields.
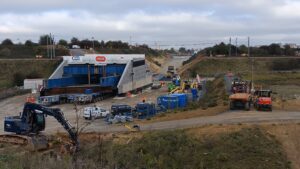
[{"xmin": 229, "ymin": 80, "xmax": 252, "ymax": 110}]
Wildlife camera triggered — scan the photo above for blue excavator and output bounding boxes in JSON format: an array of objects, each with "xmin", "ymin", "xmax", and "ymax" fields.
[{"xmin": 0, "ymin": 102, "xmax": 78, "ymax": 151}]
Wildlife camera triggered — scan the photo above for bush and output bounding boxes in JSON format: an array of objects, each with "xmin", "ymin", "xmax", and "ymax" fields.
[
  {"xmin": 0, "ymin": 48, "xmax": 11, "ymax": 57},
  {"xmin": 13, "ymin": 72, "xmax": 25, "ymax": 86},
  {"xmin": 271, "ymin": 59, "xmax": 300, "ymax": 71},
  {"xmin": 26, "ymin": 71, "xmax": 42, "ymax": 79}
]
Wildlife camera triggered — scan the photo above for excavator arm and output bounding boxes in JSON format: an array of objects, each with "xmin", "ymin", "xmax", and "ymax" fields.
[{"xmin": 23, "ymin": 103, "xmax": 79, "ymax": 148}]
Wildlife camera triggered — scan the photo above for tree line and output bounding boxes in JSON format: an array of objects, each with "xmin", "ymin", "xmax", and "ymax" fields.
[{"xmin": 200, "ymin": 42, "xmax": 299, "ymax": 57}]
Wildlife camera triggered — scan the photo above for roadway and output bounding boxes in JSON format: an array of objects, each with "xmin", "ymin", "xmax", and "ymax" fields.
[{"xmin": 78, "ymin": 110, "xmax": 300, "ymax": 133}]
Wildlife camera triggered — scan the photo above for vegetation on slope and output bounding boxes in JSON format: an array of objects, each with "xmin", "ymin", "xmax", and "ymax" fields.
[
  {"xmin": 0, "ymin": 60, "xmax": 61, "ymax": 89},
  {"xmin": 198, "ymin": 42, "xmax": 299, "ymax": 57},
  {"xmin": 0, "ymin": 127, "xmax": 290, "ymax": 169},
  {"xmin": 0, "ymin": 45, "xmax": 69, "ymax": 59},
  {"xmin": 187, "ymin": 58, "xmax": 300, "ymax": 76}
]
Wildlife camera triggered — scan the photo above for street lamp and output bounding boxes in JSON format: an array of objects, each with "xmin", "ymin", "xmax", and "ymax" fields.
[{"xmin": 91, "ymin": 37, "xmax": 95, "ymax": 51}]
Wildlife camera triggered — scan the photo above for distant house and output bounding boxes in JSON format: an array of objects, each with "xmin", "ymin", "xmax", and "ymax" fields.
[{"xmin": 72, "ymin": 45, "xmax": 80, "ymax": 49}]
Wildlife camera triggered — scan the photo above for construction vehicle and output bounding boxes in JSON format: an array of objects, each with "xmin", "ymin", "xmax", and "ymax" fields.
[
  {"xmin": 167, "ymin": 66, "xmax": 175, "ymax": 78},
  {"xmin": 253, "ymin": 90, "xmax": 272, "ymax": 111},
  {"xmin": 229, "ymin": 80, "xmax": 252, "ymax": 110},
  {"xmin": 111, "ymin": 104, "xmax": 132, "ymax": 116},
  {"xmin": 170, "ymin": 81, "xmax": 186, "ymax": 94},
  {"xmin": 168, "ymin": 83, "xmax": 176, "ymax": 92},
  {"xmin": 1, "ymin": 102, "xmax": 78, "ymax": 151}
]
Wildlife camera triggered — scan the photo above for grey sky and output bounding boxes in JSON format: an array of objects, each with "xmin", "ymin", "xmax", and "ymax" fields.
[{"xmin": 0, "ymin": 0, "xmax": 300, "ymax": 48}]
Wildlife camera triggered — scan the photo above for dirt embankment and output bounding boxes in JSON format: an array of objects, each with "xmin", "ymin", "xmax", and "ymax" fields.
[
  {"xmin": 187, "ymin": 123, "xmax": 300, "ymax": 169},
  {"xmin": 146, "ymin": 56, "xmax": 168, "ymax": 73},
  {"xmin": 178, "ymin": 54, "xmax": 204, "ymax": 76}
]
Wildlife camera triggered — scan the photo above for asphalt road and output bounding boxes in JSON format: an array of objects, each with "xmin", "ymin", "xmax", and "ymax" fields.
[
  {"xmin": 79, "ymin": 110, "xmax": 300, "ymax": 133},
  {"xmin": 160, "ymin": 56, "xmax": 190, "ymax": 74}
]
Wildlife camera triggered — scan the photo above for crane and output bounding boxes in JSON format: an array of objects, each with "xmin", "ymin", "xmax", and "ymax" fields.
[{"xmin": 1, "ymin": 102, "xmax": 79, "ymax": 151}]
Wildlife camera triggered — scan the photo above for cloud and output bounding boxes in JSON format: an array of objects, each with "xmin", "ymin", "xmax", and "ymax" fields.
[{"xmin": 0, "ymin": 0, "xmax": 300, "ymax": 47}]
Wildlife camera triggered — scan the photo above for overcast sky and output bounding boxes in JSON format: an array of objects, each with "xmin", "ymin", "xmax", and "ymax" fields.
[{"xmin": 0, "ymin": 0, "xmax": 300, "ymax": 48}]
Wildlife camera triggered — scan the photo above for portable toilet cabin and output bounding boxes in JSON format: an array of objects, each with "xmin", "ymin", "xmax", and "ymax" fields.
[
  {"xmin": 135, "ymin": 102, "xmax": 156, "ymax": 119},
  {"xmin": 157, "ymin": 93, "xmax": 188, "ymax": 110}
]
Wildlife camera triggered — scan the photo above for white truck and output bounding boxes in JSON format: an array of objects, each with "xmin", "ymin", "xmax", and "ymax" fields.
[{"xmin": 83, "ymin": 107, "xmax": 109, "ymax": 120}]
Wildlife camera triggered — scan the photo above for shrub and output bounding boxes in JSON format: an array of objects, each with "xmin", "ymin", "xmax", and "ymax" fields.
[{"xmin": 13, "ymin": 72, "xmax": 25, "ymax": 86}]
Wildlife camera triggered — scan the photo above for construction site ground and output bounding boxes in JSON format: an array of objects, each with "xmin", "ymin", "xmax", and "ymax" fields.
[
  {"xmin": 0, "ymin": 56, "xmax": 300, "ymax": 168},
  {"xmin": 0, "ymin": 56, "xmax": 299, "ymax": 135}
]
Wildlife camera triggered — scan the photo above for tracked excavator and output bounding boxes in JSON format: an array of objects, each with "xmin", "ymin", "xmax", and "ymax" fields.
[{"xmin": 0, "ymin": 102, "xmax": 78, "ymax": 151}]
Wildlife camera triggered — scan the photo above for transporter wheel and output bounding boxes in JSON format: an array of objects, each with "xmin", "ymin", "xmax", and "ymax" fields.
[
  {"xmin": 245, "ymin": 102, "xmax": 250, "ymax": 111},
  {"xmin": 256, "ymin": 105, "xmax": 260, "ymax": 111},
  {"xmin": 230, "ymin": 101, "xmax": 235, "ymax": 110}
]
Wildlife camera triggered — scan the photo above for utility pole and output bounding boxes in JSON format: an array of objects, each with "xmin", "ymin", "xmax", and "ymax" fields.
[
  {"xmin": 247, "ymin": 37, "xmax": 250, "ymax": 57},
  {"xmin": 53, "ymin": 35, "xmax": 55, "ymax": 59},
  {"xmin": 46, "ymin": 35, "xmax": 49, "ymax": 58},
  {"xmin": 248, "ymin": 37, "xmax": 254, "ymax": 91},
  {"xmin": 49, "ymin": 33, "xmax": 52, "ymax": 59},
  {"xmin": 91, "ymin": 37, "xmax": 95, "ymax": 51},
  {"xmin": 235, "ymin": 37, "xmax": 238, "ymax": 57},
  {"xmin": 229, "ymin": 37, "xmax": 232, "ymax": 57}
]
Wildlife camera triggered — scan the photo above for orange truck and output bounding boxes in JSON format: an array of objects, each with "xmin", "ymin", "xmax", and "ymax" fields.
[
  {"xmin": 253, "ymin": 90, "xmax": 272, "ymax": 111},
  {"xmin": 229, "ymin": 80, "xmax": 252, "ymax": 111}
]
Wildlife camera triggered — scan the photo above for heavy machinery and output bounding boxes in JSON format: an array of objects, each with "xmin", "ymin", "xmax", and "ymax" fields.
[
  {"xmin": 167, "ymin": 65, "xmax": 175, "ymax": 78},
  {"xmin": 1, "ymin": 102, "xmax": 78, "ymax": 151},
  {"xmin": 229, "ymin": 80, "xmax": 252, "ymax": 110},
  {"xmin": 253, "ymin": 90, "xmax": 272, "ymax": 111},
  {"xmin": 170, "ymin": 81, "xmax": 186, "ymax": 94}
]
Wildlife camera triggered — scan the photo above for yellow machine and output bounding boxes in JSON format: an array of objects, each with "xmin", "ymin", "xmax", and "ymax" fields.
[
  {"xmin": 124, "ymin": 124, "xmax": 141, "ymax": 132},
  {"xmin": 190, "ymin": 81, "xmax": 198, "ymax": 89},
  {"xmin": 170, "ymin": 82, "xmax": 186, "ymax": 94}
]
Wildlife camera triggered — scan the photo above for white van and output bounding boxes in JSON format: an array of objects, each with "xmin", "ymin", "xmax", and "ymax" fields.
[{"xmin": 83, "ymin": 107, "xmax": 109, "ymax": 120}]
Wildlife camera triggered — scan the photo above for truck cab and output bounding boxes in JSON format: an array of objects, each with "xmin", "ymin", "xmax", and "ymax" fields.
[{"xmin": 254, "ymin": 90, "xmax": 272, "ymax": 111}]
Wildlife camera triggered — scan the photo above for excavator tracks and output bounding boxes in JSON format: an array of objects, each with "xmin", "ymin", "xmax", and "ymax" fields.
[
  {"xmin": 0, "ymin": 134, "xmax": 29, "ymax": 145},
  {"xmin": 0, "ymin": 134, "xmax": 48, "ymax": 151}
]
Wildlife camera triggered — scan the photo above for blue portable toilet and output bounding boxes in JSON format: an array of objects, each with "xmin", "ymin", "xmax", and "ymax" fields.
[
  {"xmin": 170, "ymin": 93, "xmax": 188, "ymax": 108},
  {"xmin": 191, "ymin": 88, "xmax": 199, "ymax": 101},
  {"xmin": 157, "ymin": 95, "xmax": 179, "ymax": 110},
  {"xmin": 136, "ymin": 102, "xmax": 156, "ymax": 119}
]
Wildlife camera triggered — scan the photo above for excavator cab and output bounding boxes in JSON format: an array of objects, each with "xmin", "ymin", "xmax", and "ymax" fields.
[{"xmin": 4, "ymin": 105, "xmax": 46, "ymax": 134}]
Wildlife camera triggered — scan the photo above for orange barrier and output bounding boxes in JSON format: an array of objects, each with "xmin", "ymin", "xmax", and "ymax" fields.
[{"xmin": 26, "ymin": 96, "xmax": 36, "ymax": 103}]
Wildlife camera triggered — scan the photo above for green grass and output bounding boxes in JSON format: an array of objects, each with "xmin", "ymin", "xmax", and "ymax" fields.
[
  {"xmin": 0, "ymin": 127, "xmax": 291, "ymax": 169},
  {"xmin": 187, "ymin": 58, "xmax": 300, "ymax": 89},
  {"xmin": 242, "ymin": 72, "xmax": 300, "ymax": 86},
  {"xmin": 0, "ymin": 60, "xmax": 61, "ymax": 89},
  {"xmin": 189, "ymin": 58, "xmax": 300, "ymax": 77}
]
